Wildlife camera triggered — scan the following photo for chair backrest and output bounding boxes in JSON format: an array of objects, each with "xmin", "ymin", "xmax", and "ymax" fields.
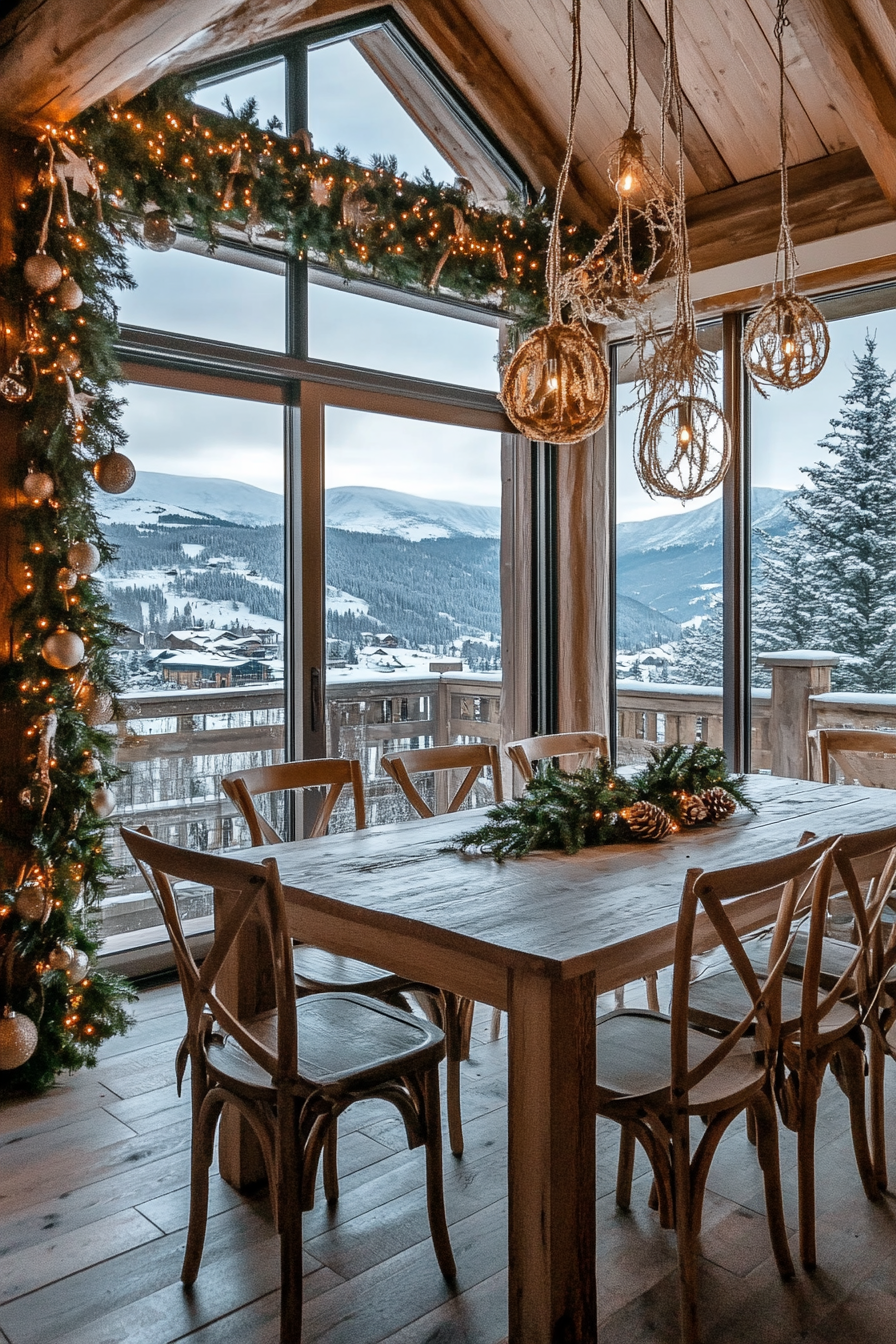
[
  {"xmin": 381, "ymin": 743, "xmax": 504, "ymax": 818},
  {"xmin": 811, "ymin": 728, "xmax": 896, "ymax": 788},
  {"xmin": 222, "ymin": 758, "xmax": 365, "ymax": 846},
  {"xmin": 120, "ymin": 826, "xmax": 298, "ymax": 1086},
  {"xmin": 505, "ymin": 731, "xmax": 610, "ymax": 783},
  {"xmin": 671, "ymin": 836, "xmax": 837, "ymax": 1099}
]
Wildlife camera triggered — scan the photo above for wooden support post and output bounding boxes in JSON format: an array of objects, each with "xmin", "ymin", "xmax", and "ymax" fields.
[
  {"xmin": 507, "ymin": 968, "xmax": 597, "ymax": 1343},
  {"xmin": 757, "ymin": 651, "xmax": 839, "ymax": 779}
]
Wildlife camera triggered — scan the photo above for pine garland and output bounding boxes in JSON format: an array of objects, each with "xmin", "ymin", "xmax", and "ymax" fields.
[{"xmin": 454, "ymin": 744, "xmax": 754, "ymax": 860}]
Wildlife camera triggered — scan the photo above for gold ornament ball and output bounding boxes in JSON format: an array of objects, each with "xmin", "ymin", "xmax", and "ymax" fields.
[
  {"xmin": 143, "ymin": 210, "xmax": 177, "ymax": 252},
  {"xmin": 56, "ymin": 346, "xmax": 81, "ymax": 375},
  {"xmin": 55, "ymin": 277, "xmax": 84, "ymax": 311},
  {"xmin": 15, "ymin": 885, "xmax": 46, "ymax": 922},
  {"xmin": 500, "ymin": 322, "xmax": 609, "ymax": 444},
  {"xmin": 67, "ymin": 949, "xmax": 90, "ymax": 981},
  {"xmin": 48, "ymin": 943, "xmax": 74, "ymax": 971},
  {"xmin": 0, "ymin": 1009, "xmax": 39, "ymax": 1070},
  {"xmin": 67, "ymin": 540, "xmax": 101, "ymax": 574},
  {"xmin": 79, "ymin": 751, "xmax": 101, "ymax": 774},
  {"xmin": 743, "ymin": 293, "xmax": 830, "ymax": 393},
  {"xmin": 93, "ymin": 452, "xmax": 136, "ymax": 495},
  {"xmin": 91, "ymin": 785, "xmax": 117, "ymax": 818},
  {"xmin": 80, "ymin": 687, "xmax": 113, "ymax": 726},
  {"xmin": 42, "ymin": 626, "xmax": 85, "ymax": 669},
  {"xmin": 57, "ymin": 567, "xmax": 79, "ymax": 591},
  {"xmin": 23, "ymin": 253, "xmax": 62, "ymax": 294},
  {"xmin": 23, "ymin": 470, "xmax": 55, "ymax": 502}
]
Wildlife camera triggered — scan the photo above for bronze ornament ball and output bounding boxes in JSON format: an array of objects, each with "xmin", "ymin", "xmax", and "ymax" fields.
[
  {"xmin": 93, "ymin": 452, "xmax": 136, "ymax": 494},
  {"xmin": 743, "ymin": 293, "xmax": 830, "ymax": 393},
  {"xmin": 42, "ymin": 626, "xmax": 85, "ymax": 669},
  {"xmin": 23, "ymin": 470, "xmax": 55, "ymax": 502},
  {"xmin": 143, "ymin": 210, "xmax": 177, "ymax": 252},
  {"xmin": 67, "ymin": 949, "xmax": 90, "ymax": 981},
  {"xmin": 500, "ymin": 323, "xmax": 609, "ymax": 443},
  {"xmin": 55, "ymin": 277, "xmax": 84, "ymax": 311},
  {"xmin": 90, "ymin": 784, "xmax": 117, "ymax": 818},
  {"xmin": 48, "ymin": 943, "xmax": 74, "ymax": 971},
  {"xmin": 55, "ymin": 346, "xmax": 81, "ymax": 375},
  {"xmin": 57, "ymin": 567, "xmax": 79, "ymax": 591},
  {"xmin": 81, "ymin": 687, "xmax": 114, "ymax": 726},
  {"xmin": 67, "ymin": 540, "xmax": 101, "ymax": 574},
  {"xmin": 15, "ymin": 885, "xmax": 47, "ymax": 922},
  {"xmin": 23, "ymin": 253, "xmax": 62, "ymax": 294},
  {"xmin": 0, "ymin": 1009, "xmax": 39, "ymax": 1070}
]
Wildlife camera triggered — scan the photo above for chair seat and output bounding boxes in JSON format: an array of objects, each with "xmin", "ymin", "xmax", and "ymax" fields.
[
  {"xmin": 206, "ymin": 992, "xmax": 445, "ymax": 1097},
  {"xmin": 688, "ymin": 968, "xmax": 860, "ymax": 1041},
  {"xmin": 292, "ymin": 944, "xmax": 408, "ymax": 995},
  {"xmin": 742, "ymin": 929, "xmax": 892, "ymax": 994},
  {"xmin": 595, "ymin": 1009, "xmax": 766, "ymax": 1113}
]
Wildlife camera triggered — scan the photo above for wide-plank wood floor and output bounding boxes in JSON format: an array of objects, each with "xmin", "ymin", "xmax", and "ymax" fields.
[{"xmin": 4, "ymin": 977, "xmax": 896, "ymax": 1342}]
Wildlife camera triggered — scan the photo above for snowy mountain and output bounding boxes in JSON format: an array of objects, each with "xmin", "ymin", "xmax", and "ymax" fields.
[
  {"xmin": 94, "ymin": 472, "xmax": 283, "ymax": 528},
  {"xmin": 325, "ymin": 486, "xmax": 500, "ymax": 540},
  {"xmin": 617, "ymin": 488, "xmax": 792, "ymax": 556}
]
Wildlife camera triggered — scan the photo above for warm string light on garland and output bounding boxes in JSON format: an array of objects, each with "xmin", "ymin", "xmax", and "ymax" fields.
[
  {"xmin": 742, "ymin": 0, "xmax": 829, "ymax": 393},
  {"xmin": 0, "ymin": 130, "xmax": 136, "ymax": 1091},
  {"xmin": 631, "ymin": 0, "xmax": 732, "ymax": 501},
  {"xmin": 500, "ymin": 0, "xmax": 610, "ymax": 443}
]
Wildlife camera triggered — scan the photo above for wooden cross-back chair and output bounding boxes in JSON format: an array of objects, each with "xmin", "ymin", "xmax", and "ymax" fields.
[
  {"xmin": 810, "ymin": 728, "xmax": 896, "ymax": 788},
  {"xmin": 505, "ymin": 730, "xmax": 610, "ymax": 783},
  {"xmin": 380, "ymin": 743, "xmax": 503, "ymax": 819},
  {"xmin": 222, "ymin": 757, "xmax": 365, "ymax": 846},
  {"xmin": 120, "ymin": 825, "xmax": 455, "ymax": 1344},
  {"xmin": 687, "ymin": 828, "xmax": 890, "ymax": 1272},
  {"xmin": 598, "ymin": 838, "xmax": 835, "ymax": 1344}
]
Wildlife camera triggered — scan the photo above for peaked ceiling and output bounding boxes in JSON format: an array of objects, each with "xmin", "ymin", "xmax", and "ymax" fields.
[{"xmin": 0, "ymin": 0, "xmax": 894, "ymax": 272}]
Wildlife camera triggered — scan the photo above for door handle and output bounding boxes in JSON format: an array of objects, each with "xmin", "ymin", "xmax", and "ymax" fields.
[{"xmin": 310, "ymin": 666, "xmax": 322, "ymax": 734}]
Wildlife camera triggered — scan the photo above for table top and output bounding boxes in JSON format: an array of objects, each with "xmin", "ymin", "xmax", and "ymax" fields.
[{"xmin": 244, "ymin": 776, "xmax": 896, "ymax": 984}]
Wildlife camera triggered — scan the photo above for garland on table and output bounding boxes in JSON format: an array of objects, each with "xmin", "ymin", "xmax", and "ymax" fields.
[
  {"xmin": 0, "ymin": 135, "xmax": 136, "ymax": 1092},
  {"xmin": 454, "ymin": 744, "xmax": 754, "ymax": 860}
]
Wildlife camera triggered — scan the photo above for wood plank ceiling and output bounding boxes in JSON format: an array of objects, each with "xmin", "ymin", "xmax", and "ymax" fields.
[{"xmin": 0, "ymin": 0, "xmax": 893, "ymax": 271}]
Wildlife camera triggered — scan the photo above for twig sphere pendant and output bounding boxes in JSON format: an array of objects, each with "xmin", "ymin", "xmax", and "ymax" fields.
[
  {"xmin": 743, "ymin": 293, "xmax": 829, "ymax": 393},
  {"xmin": 501, "ymin": 323, "xmax": 609, "ymax": 443},
  {"xmin": 637, "ymin": 394, "xmax": 732, "ymax": 500}
]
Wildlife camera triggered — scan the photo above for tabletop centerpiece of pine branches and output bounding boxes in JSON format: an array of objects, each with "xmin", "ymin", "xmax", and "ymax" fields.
[{"xmin": 453, "ymin": 743, "xmax": 754, "ymax": 861}]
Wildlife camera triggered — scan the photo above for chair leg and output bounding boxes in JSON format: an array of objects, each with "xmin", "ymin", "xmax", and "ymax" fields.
[
  {"xmin": 671, "ymin": 1111, "xmax": 700, "ymax": 1344},
  {"xmin": 422, "ymin": 1065, "xmax": 457, "ymax": 1279},
  {"xmin": 645, "ymin": 972, "xmax": 660, "ymax": 1013},
  {"xmin": 616, "ymin": 1126, "xmax": 636, "ymax": 1210},
  {"xmin": 751, "ymin": 1088, "xmax": 795, "ymax": 1280},
  {"xmin": 443, "ymin": 992, "xmax": 473, "ymax": 1158},
  {"xmin": 745, "ymin": 1106, "xmax": 757, "ymax": 1146},
  {"xmin": 182, "ymin": 1087, "xmax": 225, "ymax": 1286},
  {"xmin": 446, "ymin": 1058, "xmax": 463, "ymax": 1158},
  {"xmin": 870, "ymin": 1031, "xmax": 889, "ymax": 1191},
  {"xmin": 323, "ymin": 1119, "xmax": 339, "ymax": 1204},
  {"xmin": 490, "ymin": 1006, "xmax": 503, "ymax": 1041},
  {"xmin": 797, "ymin": 1085, "xmax": 819, "ymax": 1271},
  {"xmin": 835, "ymin": 1039, "xmax": 880, "ymax": 1203},
  {"xmin": 277, "ymin": 1092, "xmax": 303, "ymax": 1344}
]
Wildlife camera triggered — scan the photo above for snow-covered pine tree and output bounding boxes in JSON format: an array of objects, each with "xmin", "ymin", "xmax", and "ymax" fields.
[
  {"xmin": 672, "ymin": 606, "xmax": 723, "ymax": 686},
  {"xmin": 754, "ymin": 336, "xmax": 896, "ymax": 692}
]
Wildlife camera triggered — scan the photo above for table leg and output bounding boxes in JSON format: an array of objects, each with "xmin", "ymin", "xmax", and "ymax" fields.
[
  {"xmin": 506, "ymin": 968, "xmax": 597, "ymax": 1344},
  {"xmin": 214, "ymin": 887, "xmax": 275, "ymax": 1190}
]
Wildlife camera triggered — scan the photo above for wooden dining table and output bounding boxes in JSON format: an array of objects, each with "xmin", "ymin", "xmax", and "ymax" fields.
[{"xmin": 215, "ymin": 773, "xmax": 896, "ymax": 1344}]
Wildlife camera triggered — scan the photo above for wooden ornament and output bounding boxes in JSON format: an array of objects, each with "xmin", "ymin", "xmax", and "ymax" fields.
[
  {"xmin": 0, "ymin": 1008, "xmax": 39, "ymax": 1070},
  {"xmin": 93, "ymin": 452, "xmax": 136, "ymax": 494},
  {"xmin": 743, "ymin": 293, "xmax": 829, "ymax": 393},
  {"xmin": 90, "ymin": 785, "xmax": 117, "ymax": 818},
  {"xmin": 23, "ymin": 470, "xmax": 55, "ymax": 503},
  {"xmin": 55, "ymin": 276, "xmax": 84, "ymax": 311},
  {"xmin": 42, "ymin": 626, "xmax": 85, "ymax": 669},
  {"xmin": 143, "ymin": 210, "xmax": 176, "ymax": 252},
  {"xmin": 67, "ymin": 540, "xmax": 101, "ymax": 574},
  {"xmin": 23, "ymin": 253, "xmax": 62, "ymax": 294},
  {"xmin": 501, "ymin": 323, "xmax": 609, "ymax": 443}
]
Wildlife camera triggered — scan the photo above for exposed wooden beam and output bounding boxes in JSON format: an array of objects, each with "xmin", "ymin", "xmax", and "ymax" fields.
[
  {"xmin": 787, "ymin": 0, "xmax": 896, "ymax": 208},
  {"xmin": 686, "ymin": 145, "xmax": 894, "ymax": 273}
]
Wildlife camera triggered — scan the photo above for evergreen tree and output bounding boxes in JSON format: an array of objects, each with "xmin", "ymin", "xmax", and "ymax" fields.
[
  {"xmin": 755, "ymin": 337, "xmax": 896, "ymax": 692},
  {"xmin": 672, "ymin": 608, "xmax": 723, "ymax": 687}
]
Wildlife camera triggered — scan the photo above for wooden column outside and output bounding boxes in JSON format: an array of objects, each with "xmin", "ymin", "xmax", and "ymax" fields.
[{"xmin": 757, "ymin": 651, "xmax": 840, "ymax": 778}]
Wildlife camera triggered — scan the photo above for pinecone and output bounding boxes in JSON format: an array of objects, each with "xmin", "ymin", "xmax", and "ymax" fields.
[
  {"xmin": 678, "ymin": 792, "xmax": 709, "ymax": 826},
  {"xmin": 623, "ymin": 801, "xmax": 675, "ymax": 841},
  {"xmin": 701, "ymin": 786, "xmax": 737, "ymax": 821}
]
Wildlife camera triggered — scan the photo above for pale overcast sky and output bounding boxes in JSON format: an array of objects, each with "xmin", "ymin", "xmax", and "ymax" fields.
[{"xmin": 116, "ymin": 40, "xmax": 896, "ymax": 522}]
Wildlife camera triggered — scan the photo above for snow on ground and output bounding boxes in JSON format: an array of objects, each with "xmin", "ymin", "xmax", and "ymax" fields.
[
  {"xmin": 181, "ymin": 544, "xmax": 205, "ymax": 558},
  {"xmin": 326, "ymin": 585, "xmax": 370, "ymax": 616}
]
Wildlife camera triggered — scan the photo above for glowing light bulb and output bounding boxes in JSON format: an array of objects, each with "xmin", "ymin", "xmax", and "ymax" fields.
[
  {"xmin": 616, "ymin": 168, "xmax": 637, "ymax": 197},
  {"xmin": 782, "ymin": 336, "xmax": 796, "ymax": 357},
  {"xmin": 677, "ymin": 422, "xmax": 692, "ymax": 447}
]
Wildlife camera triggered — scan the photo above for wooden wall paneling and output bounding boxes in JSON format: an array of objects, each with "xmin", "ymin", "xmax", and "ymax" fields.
[
  {"xmin": 499, "ymin": 431, "xmax": 532, "ymax": 796},
  {"xmin": 743, "ymin": 0, "xmax": 856, "ymax": 153},
  {"xmin": 787, "ymin": 0, "xmax": 896, "ymax": 208},
  {"xmin": 685, "ymin": 146, "xmax": 893, "ymax": 273}
]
